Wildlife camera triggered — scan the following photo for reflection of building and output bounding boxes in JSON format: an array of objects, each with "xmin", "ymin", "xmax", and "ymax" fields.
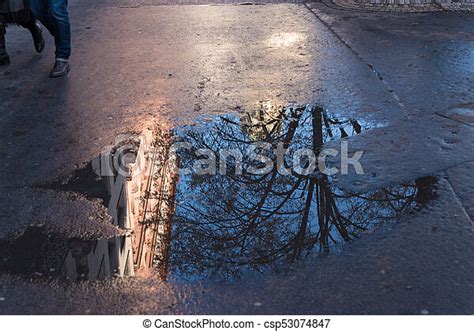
[
  {"xmin": 0, "ymin": 128, "xmax": 177, "ymax": 281},
  {"xmin": 126, "ymin": 130, "xmax": 177, "ymax": 279},
  {"xmin": 89, "ymin": 128, "xmax": 177, "ymax": 279},
  {"xmin": 241, "ymin": 101, "xmax": 286, "ymax": 142}
]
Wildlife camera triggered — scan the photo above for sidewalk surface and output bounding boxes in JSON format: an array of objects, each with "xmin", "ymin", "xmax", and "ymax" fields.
[{"xmin": 0, "ymin": 0, "xmax": 473, "ymax": 314}]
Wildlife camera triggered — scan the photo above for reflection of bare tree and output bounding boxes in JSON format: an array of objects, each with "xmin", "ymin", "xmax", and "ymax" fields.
[{"xmin": 171, "ymin": 105, "xmax": 434, "ymax": 278}]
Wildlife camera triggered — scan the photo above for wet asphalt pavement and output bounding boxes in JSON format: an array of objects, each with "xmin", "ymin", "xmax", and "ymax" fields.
[{"xmin": 0, "ymin": 0, "xmax": 474, "ymax": 314}]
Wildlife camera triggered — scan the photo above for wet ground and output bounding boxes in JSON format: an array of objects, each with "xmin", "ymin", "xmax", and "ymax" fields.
[{"xmin": 1, "ymin": 0, "xmax": 474, "ymax": 314}]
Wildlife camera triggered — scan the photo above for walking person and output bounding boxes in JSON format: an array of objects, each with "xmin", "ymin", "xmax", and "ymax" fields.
[
  {"xmin": 29, "ymin": 0, "xmax": 70, "ymax": 77},
  {"xmin": 0, "ymin": 0, "xmax": 45, "ymax": 66}
]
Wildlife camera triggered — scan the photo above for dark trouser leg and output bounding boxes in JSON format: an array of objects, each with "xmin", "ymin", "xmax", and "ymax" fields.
[
  {"xmin": 0, "ymin": 21, "xmax": 5, "ymax": 53},
  {"xmin": 20, "ymin": 17, "xmax": 45, "ymax": 53},
  {"xmin": 0, "ymin": 21, "xmax": 9, "ymax": 65},
  {"xmin": 49, "ymin": 0, "xmax": 70, "ymax": 59},
  {"xmin": 30, "ymin": 0, "xmax": 55, "ymax": 34},
  {"xmin": 21, "ymin": 17, "xmax": 38, "ymax": 34},
  {"xmin": 30, "ymin": 0, "xmax": 71, "ymax": 60}
]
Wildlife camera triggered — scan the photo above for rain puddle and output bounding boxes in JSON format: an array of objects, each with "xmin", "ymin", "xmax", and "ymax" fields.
[{"xmin": 0, "ymin": 105, "xmax": 438, "ymax": 282}]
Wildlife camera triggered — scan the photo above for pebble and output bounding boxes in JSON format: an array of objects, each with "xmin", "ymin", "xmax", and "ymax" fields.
[
  {"xmin": 254, "ymin": 302, "xmax": 262, "ymax": 307},
  {"xmin": 421, "ymin": 309, "xmax": 429, "ymax": 315}
]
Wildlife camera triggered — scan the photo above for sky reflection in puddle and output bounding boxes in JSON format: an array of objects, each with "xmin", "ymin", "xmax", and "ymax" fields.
[{"xmin": 169, "ymin": 105, "xmax": 436, "ymax": 280}]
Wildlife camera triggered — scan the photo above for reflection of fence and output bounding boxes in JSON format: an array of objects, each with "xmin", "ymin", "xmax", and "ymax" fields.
[{"xmin": 73, "ymin": 128, "xmax": 177, "ymax": 279}]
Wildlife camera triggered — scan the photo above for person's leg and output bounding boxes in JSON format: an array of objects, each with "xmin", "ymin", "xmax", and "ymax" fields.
[
  {"xmin": 30, "ymin": 0, "xmax": 71, "ymax": 77},
  {"xmin": 20, "ymin": 18, "xmax": 45, "ymax": 53},
  {"xmin": 29, "ymin": 0, "xmax": 55, "ymax": 34},
  {"xmin": 49, "ymin": 0, "xmax": 71, "ymax": 61},
  {"xmin": 0, "ymin": 20, "xmax": 9, "ymax": 66}
]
